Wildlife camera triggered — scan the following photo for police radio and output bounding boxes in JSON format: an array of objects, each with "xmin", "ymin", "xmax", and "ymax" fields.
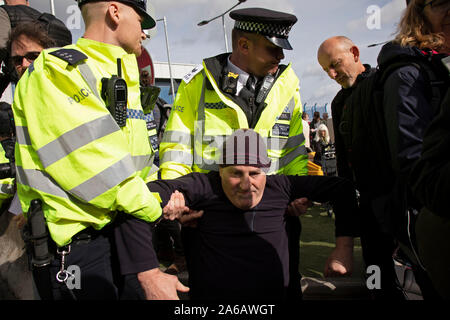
[{"xmin": 101, "ymin": 58, "xmax": 128, "ymax": 127}]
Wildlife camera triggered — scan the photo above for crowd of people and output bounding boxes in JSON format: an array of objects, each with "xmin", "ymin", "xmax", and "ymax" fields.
[{"xmin": 0, "ymin": 0, "xmax": 448, "ymax": 301}]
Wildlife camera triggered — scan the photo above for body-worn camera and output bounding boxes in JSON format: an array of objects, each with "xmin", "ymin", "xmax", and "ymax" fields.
[
  {"xmin": 101, "ymin": 59, "xmax": 128, "ymax": 127},
  {"xmin": 140, "ymin": 85, "xmax": 161, "ymax": 114},
  {"xmin": 221, "ymin": 71, "xmax": 239, "ymax": 95}
]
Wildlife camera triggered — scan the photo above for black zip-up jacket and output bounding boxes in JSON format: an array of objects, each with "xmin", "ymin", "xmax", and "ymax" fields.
[
  {"xmin": 115, "ymin": 172, "xmax": 359, "ymax": 300},
  {"xmin": 331, "ymin": 64, "xmax": 375, "ymax": 181},
  {"xmin": 410, "ymin": 89, "xmax": 450, "ymax": 217},
  {"xmin": 378, "ymin": 42, "xmax": 449, "ymax": 182},
  {"xmin": 366, "ymin": 42, "xmax": 448, "ymax": 237}
]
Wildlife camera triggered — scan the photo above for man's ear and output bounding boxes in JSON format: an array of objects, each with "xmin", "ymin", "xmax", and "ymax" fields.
[
  {"xmin": 106, "ymin": 2, "xmax": 120, "ymax": 27},
  {"xmin": 350, "ymin": 45, "xmax": 360, "ymax": 62},
  {"xmin": 238, "ymin": 36, "xmax": 250, "ymax": 54}
]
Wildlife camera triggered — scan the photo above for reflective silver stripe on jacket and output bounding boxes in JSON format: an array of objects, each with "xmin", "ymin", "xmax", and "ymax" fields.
[
  {"xmin": 160, "ymin": 150, "xmax": 193, "ymax": 166},
  {"xmin": 159, "ymin": 74, "xmax": 207, "ymax": 167},
  {"xmin": 16, "ymin": 166, "xmax": 70, "ymax": 199},
  {"xmin": 197, "ymin": 73, "xmax": 207, "ymax": 131},
  {"xmin": 36, "ymin": 115, "xmax": 120, "ymax": 169},
  {"xmin": 16, "ymin": 126, "xmax": 31, "ymax": 145},
  {"xmin": 17, "ymin": 155, "xmax": 136, "ymax": 202},
  {"xmin": 78, "ymin": 62, "xmax": 102, "ymax": 101},
  {"xmin": 283, "ymin": 98, "xmax": 296, "ymax": 119},
  {"xmin": 268, "ymin": 144, "xmax": 307, "ymax": 173},
  {"xmin": 133, "ymin": 154, "xmax": 154, "ymax": 173},
  {"xmin": 148, "ymin": 164, "xmax": 159, "ymax": 177},
  {"xmin": 196, "ymin": 72, "xmax": 224, "ymax": 171},
  {"xmin": 70, "ymin": 154, "xmax": 135, "ymax": 202},
  {"xmin": 267, "ymin": 133, "xmax": 305, "ymax": 152},
  {"xmin": 161, "ymin": 130, "xmax": 193, "ymax": 146}
]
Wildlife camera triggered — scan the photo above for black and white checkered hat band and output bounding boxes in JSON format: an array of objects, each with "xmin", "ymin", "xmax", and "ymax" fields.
[{"xmin": 235, "ymin": 21, "xmax": 292, "ymax": 38}]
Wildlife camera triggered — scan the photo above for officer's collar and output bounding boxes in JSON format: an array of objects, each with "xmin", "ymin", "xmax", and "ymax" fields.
[
  {"xmin": 76, "ymin": 37, "xmax": 134, "ymax": 62},
  {"xmin": 227, "ymin": 56, "xmax": 250, "ymax": 92}
]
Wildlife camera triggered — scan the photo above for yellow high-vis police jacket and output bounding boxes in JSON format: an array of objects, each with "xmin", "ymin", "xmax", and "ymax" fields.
[
  {"xmin": 13, "ymin": 38, "xmax": 161, "ymax": 247},
  {"xmin": 0, "ymin": 144, "xmax": 14, "ymax": 208},
  {"xmin": 159, "ymin": 54, "xmax": 308, "ymax": 180}
]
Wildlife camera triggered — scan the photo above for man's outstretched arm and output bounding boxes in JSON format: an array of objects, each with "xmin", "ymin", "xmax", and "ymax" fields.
[
  {"xmin": 324, "ymin": 236, "xmax": 354, "ymax": 277},
  {"xmin": 114, "ymin": 214, "xmax": 189, "ymax": 300},
  {"xmin": 287, "ymin": 175, "xmax": 360, "ymax": 277}
]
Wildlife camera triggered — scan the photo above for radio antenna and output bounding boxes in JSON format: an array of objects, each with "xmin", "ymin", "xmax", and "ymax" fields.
[{"xmin": 117, "ymin": 58, "xmax": 122, "ymax": 78}]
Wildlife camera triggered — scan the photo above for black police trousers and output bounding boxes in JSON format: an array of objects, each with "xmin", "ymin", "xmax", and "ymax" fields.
[{"xmin": 38, "ymin": 227, "xmax": 145, "ymax": 300}]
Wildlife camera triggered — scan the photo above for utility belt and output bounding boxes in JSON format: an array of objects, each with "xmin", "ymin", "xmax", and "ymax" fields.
[
  {"xmin": 22, "ymin": 199, "xmax": 110, "ymax": 300},
  {"xmin": 61, "ymin": 225, "xmax": 108, "ymax": 248}
]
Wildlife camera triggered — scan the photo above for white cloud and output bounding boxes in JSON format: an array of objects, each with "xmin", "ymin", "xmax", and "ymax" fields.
[
  {"xmin": 152, "ymin": 0, "xmax": 294, "ymax": 21},
  {"xmin": 301, "ymin": 63, "xmax": 326, "ymax": 79},
  {"xmin": 306, "ymin": 82, "xmax": 341, "ymax": 102},
  {"xmin": 149, "ymin": 1, "xmax": 403, "ymax": 106}
]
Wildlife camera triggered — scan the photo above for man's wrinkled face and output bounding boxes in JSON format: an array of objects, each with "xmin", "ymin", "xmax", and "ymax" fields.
[
  {"xmin": 318, "ymin": 45, "xmax": 361, "ymax": 89},
  {"xmin": 219, "ymin": 165, "xmax": 266, "ymax": 210}
]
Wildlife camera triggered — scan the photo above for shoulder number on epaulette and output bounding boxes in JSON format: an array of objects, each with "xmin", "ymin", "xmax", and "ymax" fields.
[
  {"xmin": 183, "ymin": 64, "xmax": 203, "ymax": 84},
  {"xmin": 49, "ymin": 48, "xmax": 88, "ymax": 66}
]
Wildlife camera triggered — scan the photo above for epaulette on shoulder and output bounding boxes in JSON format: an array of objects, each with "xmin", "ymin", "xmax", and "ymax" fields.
[
  {"xmin": 182, "ymin": 64, "xmax": 203, "ymax": 84},
  {"xmin": 49, "ymin": 48, "xmax": 87, "ymax": 66}
]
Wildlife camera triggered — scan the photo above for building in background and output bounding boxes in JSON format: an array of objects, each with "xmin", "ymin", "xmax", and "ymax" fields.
[{"xmin": 152, "ymin": 61, "xmax": 195, "ymax": 104}]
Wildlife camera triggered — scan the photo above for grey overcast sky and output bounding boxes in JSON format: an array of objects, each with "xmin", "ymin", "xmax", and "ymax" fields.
[{"xmin": 16, "ymin": 0, "xmax": 406, "ymax": 111}]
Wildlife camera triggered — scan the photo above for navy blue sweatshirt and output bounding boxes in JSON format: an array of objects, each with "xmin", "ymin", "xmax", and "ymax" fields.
[{"xmin": 115, "ymin": 172, "xmax": 359, "ymax": 300}]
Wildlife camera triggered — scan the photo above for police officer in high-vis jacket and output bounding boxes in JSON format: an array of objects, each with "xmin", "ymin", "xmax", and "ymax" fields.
[
  {"xmin": 159, "ymin": 8, "xmax": 308, "ymax": 299},
  {"xmin": 12, "ymin": 0, "xmax": 188, "ymax": 300},
  {"xmin": 160, "ymin": 8, "xmax": 307, "ymax": 178}
]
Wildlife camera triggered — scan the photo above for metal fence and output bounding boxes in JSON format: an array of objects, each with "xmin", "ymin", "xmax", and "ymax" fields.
[{"xmin": 303, "ymin": 103, "xmax": 330, "ymax": 118}]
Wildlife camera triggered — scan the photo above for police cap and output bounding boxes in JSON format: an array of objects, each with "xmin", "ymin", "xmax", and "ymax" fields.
[
  {"xmin": 230, "ymin": 8, "xmax": 297, "ymax": 50},
  {"xmin": 76, "ymin": 0, "xmax": 156, "ymax": 29}
]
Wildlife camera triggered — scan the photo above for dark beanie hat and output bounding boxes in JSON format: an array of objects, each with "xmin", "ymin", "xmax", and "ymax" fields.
[{"xmin": 220, "ymin": 129, "xmax": 271, "ymax": 171}]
